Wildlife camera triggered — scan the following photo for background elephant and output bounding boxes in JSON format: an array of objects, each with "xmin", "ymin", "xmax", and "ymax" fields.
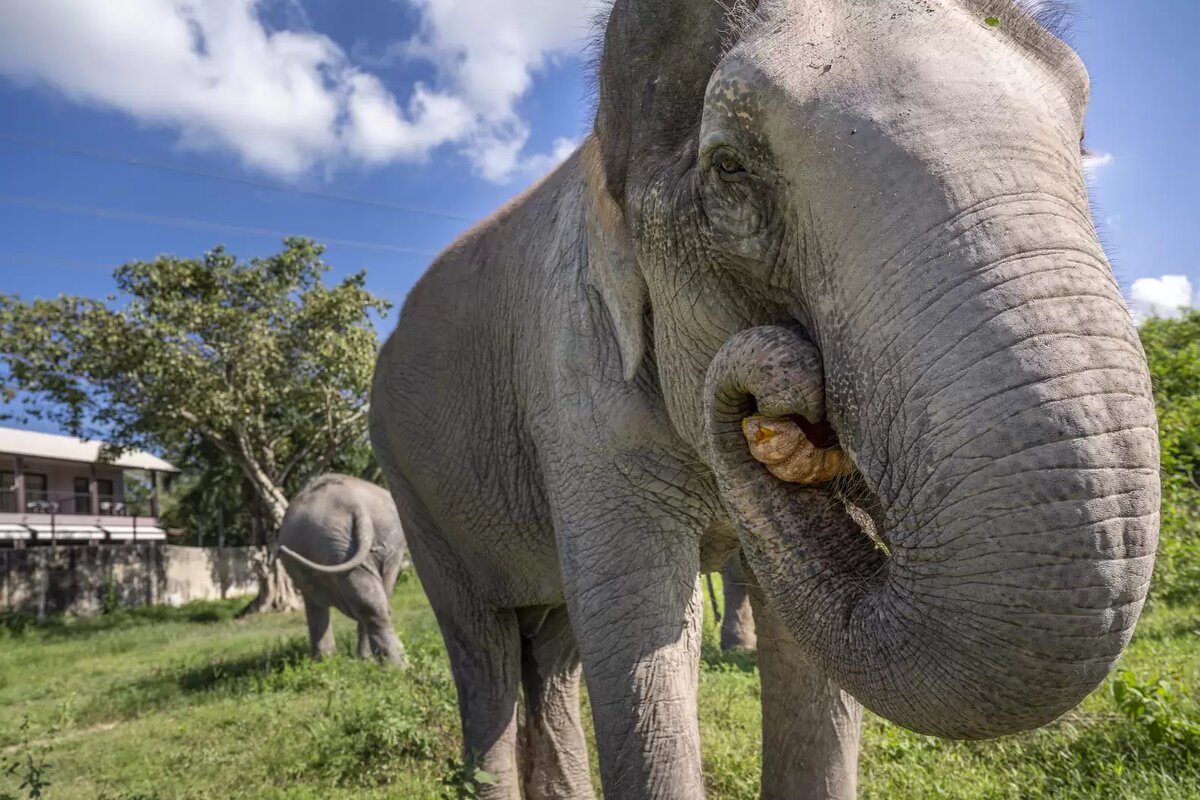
[
  {"xmin": 278, "ymin": 473, "xmax": 408, "ymax": 666},
  {"xmin": 370, "ymin": 1, "xmax": 1159, "ymax": 798},
  {"xmin": 719, "ymin": 552, "xmax": 757, "ymax": 652}
]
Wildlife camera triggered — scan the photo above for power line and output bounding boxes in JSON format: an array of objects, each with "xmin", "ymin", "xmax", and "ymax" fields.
[
  {"xmin": 0, "ymin": 132, "xmax": 476, "ymax": 223},
  {"xmin": 0, "ymin": 252, "xmax": 118, "ymax": 273},
  {"xmin": 0, "ymin": 252, "xmax": 117, "ymax": 272},
  {"xmin": 0, "ymin": 194, "xmax": 441, "ymax": 257}
]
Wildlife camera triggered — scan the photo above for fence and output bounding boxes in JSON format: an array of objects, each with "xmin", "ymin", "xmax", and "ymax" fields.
[{"xmin": 0, "ymin": 544, "xmax": 263, "ymax": 618}]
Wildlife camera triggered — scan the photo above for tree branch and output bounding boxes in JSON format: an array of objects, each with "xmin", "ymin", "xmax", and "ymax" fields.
[
  {"xmin": 176, "ymin": 409, "xmax": 237, "ymax": 455},
  {"xmin": 278, "ymin": 403, "xmax": 369, "ymax": 484}
]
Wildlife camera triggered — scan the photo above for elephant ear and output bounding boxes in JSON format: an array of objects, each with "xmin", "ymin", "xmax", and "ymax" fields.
[
  {"xmin": 593, "ymin": 0, "xmax": 733, "ymax": 202},
  {"xmin": 583, "ymin": 137, "xmax": 647, "ymax": 382},
  {"xmin": 587, "ymin": 0, "xmax": 736, "ymax": 381}
]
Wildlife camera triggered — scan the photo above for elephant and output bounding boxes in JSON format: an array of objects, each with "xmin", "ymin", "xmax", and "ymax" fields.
[
  {"xmin": 719, "ymin": 551, "xmax": 757, "ymax": 652},
  {"xmin": 369, "ymin": 1, "xmax": 1160, "ymax": 797},
  {"xmin": 278, "ymin": 474, "xmax": 408, "ymax": 666}
]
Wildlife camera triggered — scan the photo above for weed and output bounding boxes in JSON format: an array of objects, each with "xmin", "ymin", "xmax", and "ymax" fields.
[
  {"xmin": 440, "ymin": 753, "xmax": 497, "ymax": 799},
  {"xmin": 101, "ymin": 578, "xmax": 121, "ymax": 616},
  {"xmin": 1112, "ymin": 670, "xmax": 1200, "ymax": 751},
  {"xmin": 0, "ymin": 718, "xmax": 51, "ymax": 800}
]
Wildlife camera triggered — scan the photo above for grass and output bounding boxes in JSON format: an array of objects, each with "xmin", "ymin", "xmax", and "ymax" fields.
[{"xmin": 1, "ymin": 573, "xmax": 1197, "ymax": 799}]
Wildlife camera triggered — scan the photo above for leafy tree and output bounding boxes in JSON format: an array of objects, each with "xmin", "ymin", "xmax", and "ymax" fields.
[
  {"xmin": 1139, "ymin": 310, "xmax": 1200, "ymax": 604},
  {"xmin": 0, "ymin": 239, "xmax": 391, "ymax": 613},
  {"xmin": 160, "ymin": 430, "xmax": 381, "ymax": 548}
]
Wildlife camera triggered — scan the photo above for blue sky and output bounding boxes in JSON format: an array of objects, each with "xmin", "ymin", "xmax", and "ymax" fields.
[{"xmin": 0, "ymin": 0, "xmax": 1197, "ymax": 436}]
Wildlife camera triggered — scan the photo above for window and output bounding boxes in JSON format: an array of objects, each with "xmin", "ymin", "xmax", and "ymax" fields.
[
  {"xmin": 24, "ymin": 473, "xmax": 50, "ymax": 512},
  {"xmin": 0, "ymin": 471, "xmax": 13, "ymax": 513},
  {"xmin": 74, "ymin": 477, "xmax": 91, "ymax": 513},
  {"xmin": 97, "ymin": 478, "xmax": 117, "ymax": 514}
]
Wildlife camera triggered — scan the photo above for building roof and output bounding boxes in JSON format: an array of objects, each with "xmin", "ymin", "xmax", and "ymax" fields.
[{"xmin": 0, "ymin": 427, "xmax": 178, "ymax": 472}]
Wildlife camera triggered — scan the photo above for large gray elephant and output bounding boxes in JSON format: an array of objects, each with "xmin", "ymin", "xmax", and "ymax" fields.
[
  {"xmin": 369, "ymin": 1, "xmax": 1160, "ymax": 797},
  {"xmin": 278, "ymin": 474, "xmax": 408, "ymax": 666}
]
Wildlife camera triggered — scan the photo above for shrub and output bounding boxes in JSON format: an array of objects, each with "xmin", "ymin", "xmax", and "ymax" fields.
[
  {"xmin": 440, "ymin": 753, "xmax": 497, "ymax": 800},
  {"xmin": 0, "ymin": 718, "xmax": 51, "ymax": 800},
  {"xmin": 0, "ymin": 613, "xmax": 34, "ymax": 638},
  {"xmin": 1111, "ymin": 671, "xmax": 1200, "ymax": 752}
]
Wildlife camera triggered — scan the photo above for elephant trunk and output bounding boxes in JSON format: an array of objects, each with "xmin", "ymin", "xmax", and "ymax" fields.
[{"xmin": 704, "ymin": 245, "xmax": 1160, "ymax": 739}]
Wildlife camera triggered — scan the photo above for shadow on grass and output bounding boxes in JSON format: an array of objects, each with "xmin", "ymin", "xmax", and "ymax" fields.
[
  {"xmin": 174, "ymin": 637, "xmax": 312, "ymax": 694},
  {"xmin": 0, "ymin": 598, "xmax": 249, "ymax": 642},
  {"xmin": 70, "ymin": 636, "xmax": 318, "ymax": 726}
]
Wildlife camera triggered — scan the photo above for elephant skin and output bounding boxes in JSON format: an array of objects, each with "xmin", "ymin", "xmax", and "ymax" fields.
[
  {"xmin": 278, "ymin": 474, "xmax": 408, "ymax": 666},
  {"xmin": 370, "ymin": 1, "xmax": 1159, "ymax": 797},
  {"xmin": 720, "ymin": 551, "xmax": 757, "ymax": 652}
]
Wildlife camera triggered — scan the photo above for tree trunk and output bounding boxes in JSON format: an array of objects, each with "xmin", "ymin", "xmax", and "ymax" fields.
[
  {"xmin": 238, "ymin": 548, "xmax": 303, "ymax": 616},
  {"xmin": 236, "ymin": 489, "xmax": 301, "ymax": 616}
]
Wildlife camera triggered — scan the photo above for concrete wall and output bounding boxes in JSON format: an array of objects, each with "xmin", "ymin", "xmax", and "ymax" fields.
[{"xmin": 0, "ymin": 545, "xmax": 263, "ymax": 618}]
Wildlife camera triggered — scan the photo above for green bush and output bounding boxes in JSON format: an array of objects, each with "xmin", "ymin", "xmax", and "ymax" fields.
[
  {"xmin": 1139, "ymin": 312, "xmax": 1200, "ymax": 606},
  {"xmin": 439, "ymin": 753, "xmax": 497, "ymax": 800},
  {"xmin": 305, "ymin": 694, "xmax": 441, "ymax": 787},
  {"xmin": 0, "ymin": 613, "xmax": 35, "ymax": 638},
  {"xmin": 1112, "ymin": 671, "xmax": 1200, "ymax": 752}
]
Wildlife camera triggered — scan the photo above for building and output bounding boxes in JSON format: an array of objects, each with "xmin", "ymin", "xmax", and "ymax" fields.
[{"xmin": 0, "ymin": 426, "xmax": 178, "ymax": 547}]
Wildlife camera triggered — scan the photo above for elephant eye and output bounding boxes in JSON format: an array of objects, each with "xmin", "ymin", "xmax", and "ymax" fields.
[{"xmin": 713, "ymin": 148, "xmax": 750, "ymax": 182}]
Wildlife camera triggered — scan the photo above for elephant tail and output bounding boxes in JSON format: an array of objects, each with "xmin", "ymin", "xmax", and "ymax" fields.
[{"xmin": 278, "ymin": 514, "xmax": 376, "ymax": 575}]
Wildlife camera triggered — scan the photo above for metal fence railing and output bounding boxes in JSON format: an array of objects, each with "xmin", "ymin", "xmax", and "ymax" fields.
[{"xmin": 0, "ymin": 488, "xmax": 152, "ymax": 517}]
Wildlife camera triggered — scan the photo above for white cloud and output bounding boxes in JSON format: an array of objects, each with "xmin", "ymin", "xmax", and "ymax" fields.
[
  {"xmin": 394, "ymin": 0, "xmax": 602, "ymax": 179},
  {"xmin": 1083, "ymin": 151, "xmax": 1114, "ymax": 182},
  {"xmin": 1128, "ymin": 275, "xmax": 1195, "ymax": 323},
  {"xmin": 518, "ymin": 137, "xmax": 582, "ymax": 179},
  {"xmin": 0, "ymin": 0, "xmax": 599, "ymax": 182}
]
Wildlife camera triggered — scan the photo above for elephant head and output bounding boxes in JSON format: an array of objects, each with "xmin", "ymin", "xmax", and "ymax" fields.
[{"xmin": 586, "ymin": 0, "xmax": 1159, "ymax": 738}]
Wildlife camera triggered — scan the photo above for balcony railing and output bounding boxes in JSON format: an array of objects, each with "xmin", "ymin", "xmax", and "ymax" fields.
[{"xmin": 0, "ymin": 488, "xmax": 151, "ymax": 517}]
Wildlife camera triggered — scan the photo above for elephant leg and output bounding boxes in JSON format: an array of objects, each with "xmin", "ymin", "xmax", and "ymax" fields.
[
  {"xmin": 557, "ymin": 498, "xmax": 705, "ymax": 799},
  {"xmin": 434, "ymin": 601, "xmax": 523, "ymax": 800},
  {"xmin": 382, "ymin": 557, "xmax": 403, "ymax": 596},
  {"xmin": 356, "ymin": 622, "xmax": 372, "ymax": 659},
  {"xmin": 347, "ymin": 571, "xmax": 407, "ymax": 667},
  {"xmin": 719, "ymin": 550, "xmax": 756, "ymax": 651},
  {"xmin": 749, "ymin": 585, "xmax": 862, "ymax": 800},
  {"xmin": 382, "ymin": 478, "xmax": 522, "ymax": 798},
  {"xmin": 518, "ymin": 605, "xmax": 595, "ymax": 800},
  {"xmin": 304, "ymin": 602, "xmax": 335, "ymax": 660}
]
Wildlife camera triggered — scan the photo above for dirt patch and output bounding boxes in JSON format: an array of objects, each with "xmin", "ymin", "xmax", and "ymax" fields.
[{"xmin": 1, "ymin": 721, "xmax": 121, "ymax": 755}]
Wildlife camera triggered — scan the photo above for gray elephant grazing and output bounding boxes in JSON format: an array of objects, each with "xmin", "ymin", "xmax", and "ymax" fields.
[
  {"xmin": 370, "ymin": 1, "xmax": 1160, "ymax": 797},
  {"xmin": 278, "ymin": 474, "xmax": 408, "ymax": 666}
]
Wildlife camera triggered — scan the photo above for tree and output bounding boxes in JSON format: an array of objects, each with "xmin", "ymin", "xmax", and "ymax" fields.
[
  {"xmin": 160, "ymin": 423, "xmax": 382, "ymax": 548},
  {"xmin": 1139, "ymin": 310, "xmax": 1200, "ymax": 604},
  {"xmin": 0, "ymin": 238, "xmax": 391, "ymax": 613}
]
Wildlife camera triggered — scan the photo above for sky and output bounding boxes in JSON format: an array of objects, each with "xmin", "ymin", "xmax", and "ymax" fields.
[{"xmin": 0, "ymin": 0, "xmax": 1197, "ymax": 435}]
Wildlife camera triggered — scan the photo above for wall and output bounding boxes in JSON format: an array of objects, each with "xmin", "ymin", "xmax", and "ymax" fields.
[{"xmin": 0, "ymin": 545, "xmax": 263, "ymax": 618}]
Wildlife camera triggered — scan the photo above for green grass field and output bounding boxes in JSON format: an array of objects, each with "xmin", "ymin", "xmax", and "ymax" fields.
[{"xmin": 2, "ymin": 574, "xmax": 1197, "ymax": 799}]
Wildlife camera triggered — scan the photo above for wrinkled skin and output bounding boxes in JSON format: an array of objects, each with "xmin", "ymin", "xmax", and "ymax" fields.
[
  {"xmin": 370, "ymin": 1, "xmax": 1159, "ymax": 797},
  {"xmin": 720, "ymin": 550, "xmax": 757, "ymax": 652},
  {"xmin": 278, "ymin": 474, "xmax": 409, "ymax": 666}
]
